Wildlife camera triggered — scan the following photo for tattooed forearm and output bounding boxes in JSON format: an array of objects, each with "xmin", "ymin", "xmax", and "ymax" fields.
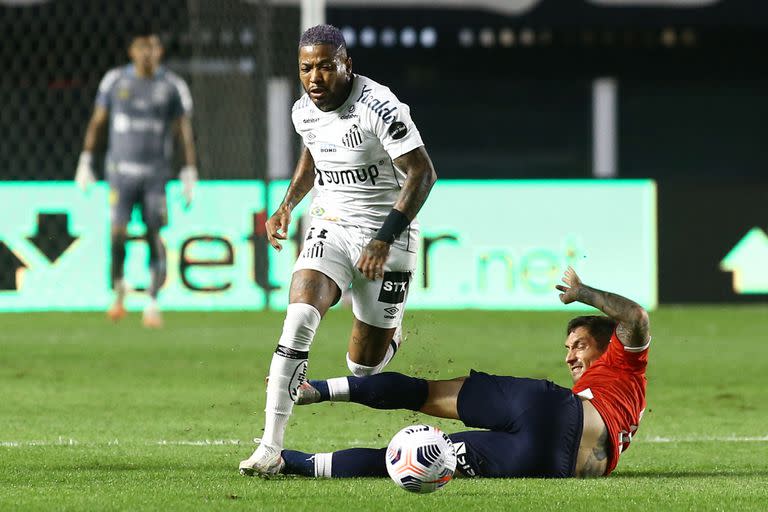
[
  {"xmin": 576, "ymin": 285, "xmax": 650, "ymax": 347},
  {"xmin": 281, "ymin": 147, "xmax": 316, "ymax": 211},
  {"xmin": 392, "ymin": 146, "xmax": 437, "ymax": 220}
]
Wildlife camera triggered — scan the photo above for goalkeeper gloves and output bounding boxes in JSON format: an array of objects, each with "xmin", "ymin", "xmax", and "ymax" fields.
[
  {"xmin": 75, "ymin": 151, "xmax": 96, "ymax": 191},
  {"xmin": 180, "ymin": 165, "xmax": 198, "ymax": 207}
]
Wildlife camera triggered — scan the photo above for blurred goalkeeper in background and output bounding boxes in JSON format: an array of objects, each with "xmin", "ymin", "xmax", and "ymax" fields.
[{"xmin": 75, "ymin": 26, "xmax": 197, "ymax": 328}]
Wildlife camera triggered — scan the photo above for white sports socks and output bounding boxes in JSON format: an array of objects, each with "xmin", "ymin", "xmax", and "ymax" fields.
[
  {"xmin": 260, "ymin": 303, "xmax": 321, "ymax": 450},
  {"xmin": 313, "ymin": 452, "xmax": 334, "ymax": 478},
  {"xmin": 327, "ymin": 377, "xmax": 350, "ymax": 401}
]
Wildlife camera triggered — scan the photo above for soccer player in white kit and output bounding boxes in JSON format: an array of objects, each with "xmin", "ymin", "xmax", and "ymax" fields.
[{"xmin": 240, "ymin": 24, "xmax": 438, "ymax": 475}]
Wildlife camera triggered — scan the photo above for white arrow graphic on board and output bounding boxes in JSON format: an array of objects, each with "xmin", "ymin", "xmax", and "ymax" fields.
[{"xmin": 719, "ymin": 227, "xmax": 768, "ymax": 294}]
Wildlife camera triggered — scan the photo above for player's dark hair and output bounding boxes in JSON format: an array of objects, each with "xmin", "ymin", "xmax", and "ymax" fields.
[
  {"xmin": 566, "ymin": 315, "xmax": 617, "ymax": 351},
  {"xmin": 127, "ymin": 24, "xmax": 160, "ymax": 46},
  {"xmin": 299, "ymin": 24, "xmax": 347, "ymax": 52}
]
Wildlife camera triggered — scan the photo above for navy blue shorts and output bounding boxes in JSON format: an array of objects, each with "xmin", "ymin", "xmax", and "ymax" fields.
[{"xmin": 450, "ymin": 370, "xmax": 583, "ymax": 478}]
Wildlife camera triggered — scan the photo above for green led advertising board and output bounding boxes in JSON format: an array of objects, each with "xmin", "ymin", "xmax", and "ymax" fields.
[{"xmin": 0, "ymin": 180, "xmax": 656, "ymax": 311}]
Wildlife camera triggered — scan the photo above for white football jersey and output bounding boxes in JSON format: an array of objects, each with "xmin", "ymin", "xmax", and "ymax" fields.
[{"xmin": 292, "ymin": 74, "xmax": 424, "ymax": 250}]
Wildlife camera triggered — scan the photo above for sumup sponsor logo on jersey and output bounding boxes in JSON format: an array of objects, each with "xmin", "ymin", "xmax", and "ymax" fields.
[
  {"xmin": 316, "ymin": 164, "xmax": 379, "ymax": 186},
  {"xmin": 357, "ymin": 84, "xmax": 397, "ymax": 123}
]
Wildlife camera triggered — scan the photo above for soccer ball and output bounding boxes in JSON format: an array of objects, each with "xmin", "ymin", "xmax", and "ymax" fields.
[{"xmin": 385, "ymin": 424, "xmax": 457, "ymax": 493}]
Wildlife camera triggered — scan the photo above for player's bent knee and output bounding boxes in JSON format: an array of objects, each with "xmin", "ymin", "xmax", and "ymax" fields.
[
  {"xmin": 289, "ymin": 270, "xmax": 342, "ymax": 313},
  {"xmin": 278, "ymin": 303, "xmax": 322, "ymax": 352}
]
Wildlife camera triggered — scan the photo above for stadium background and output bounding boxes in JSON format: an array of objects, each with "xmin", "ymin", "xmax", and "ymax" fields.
[
  {"xmin": 1, "ymin": 0, "xmax": 767, "ymax": 309},
  {"xmin": 1, "ymin": 2, "xmax": 767, "ymax": 510}
]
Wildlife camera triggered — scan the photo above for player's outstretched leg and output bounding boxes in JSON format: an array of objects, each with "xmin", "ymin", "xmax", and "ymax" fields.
[
  {"xmin": 281, "ymin": 448, "xmax": 387, "ymax": 478},
  {"xmin": 240, "ymin": 303, "xmax": 321, "ymax": 476},
  {"xmin": 296, "ymin": 372, "xmax": 428, "ymax": 410},
  {"xmin": 107, "ymin": 227, "xmax": 128, "ymax": 322}
]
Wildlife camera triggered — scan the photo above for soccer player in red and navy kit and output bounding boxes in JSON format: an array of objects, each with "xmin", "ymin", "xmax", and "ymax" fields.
[{"xmin": 277, "ymin": 267, "xmax": 650, "ymax": 478}]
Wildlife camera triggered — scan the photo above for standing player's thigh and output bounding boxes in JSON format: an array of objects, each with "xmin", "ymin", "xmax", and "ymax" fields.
[
  {"xmin": 108, "ymin": 172, "xmax": 142, "ymax": 227},
  {"xmin": 141, "ymin": 175, "xmax": 168, "ymax": 229},
  {"xmin": 292, "ymin": 221, "xmax": 356, "ymax": 297},
  {"xmin": 349, "ymin": 245, "xmax": 416, "ymax": 329}
]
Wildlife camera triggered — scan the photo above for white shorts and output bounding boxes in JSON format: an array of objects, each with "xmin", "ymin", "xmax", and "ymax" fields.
[{"xmin": 292, "ymin": 219, "xmax": 417, "ymax": 328}]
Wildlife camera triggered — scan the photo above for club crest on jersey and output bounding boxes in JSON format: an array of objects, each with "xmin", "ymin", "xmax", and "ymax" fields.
[{"xmin": 341, "ymin": 124, "xmax": 364, "ymax": 148}]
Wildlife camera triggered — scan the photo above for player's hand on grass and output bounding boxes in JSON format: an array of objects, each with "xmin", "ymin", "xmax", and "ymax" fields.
[
  {"xmin": 356, "ymin": 239, "xmax": 390, "ymax": 280},
  {"xmin": 556, "ymin": 266, "xmax": 584, "ymax": 304},
  {"xmin": 179, "ymin": 165, "xmax": 198, "ymax": 207},
  {"xmin": 265, "ymin": 207, "xmax": 291, "ymax": 251},
  {"xmin": 74, "ymin": 151, "xmax": 96, "ymax": 192}
]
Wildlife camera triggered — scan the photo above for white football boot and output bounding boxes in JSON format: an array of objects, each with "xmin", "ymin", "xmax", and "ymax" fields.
[{"xmin": 239, "ymin": 443, "xmax": 285, "ymax": 476}]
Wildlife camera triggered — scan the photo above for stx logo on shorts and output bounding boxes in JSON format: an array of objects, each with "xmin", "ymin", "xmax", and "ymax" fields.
[
  {"xmin": 341, "ymin": 124, "xmax": 364, "ymax": 148},
  {"xmin": 378, "ymin": 271, "xmax": 410, "ymax": 304}
]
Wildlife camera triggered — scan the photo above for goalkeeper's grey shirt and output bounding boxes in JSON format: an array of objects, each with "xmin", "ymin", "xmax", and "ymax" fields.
[{"xmin": 95, "ymin": 65, "xmax": 192, "ymax": 177}]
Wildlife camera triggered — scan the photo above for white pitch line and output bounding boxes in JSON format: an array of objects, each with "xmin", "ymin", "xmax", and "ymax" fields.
[
  {"xmin": 1, "ymin": 436, "xmax": 767, "ymax": 448},
  {"xmin": 644, "ymin": 435, "xmax": 768, "ymax": 443}
]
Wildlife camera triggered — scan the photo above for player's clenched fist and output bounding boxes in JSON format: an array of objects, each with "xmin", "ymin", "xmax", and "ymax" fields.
[
  {"xmin": 356, "ymin": 239, "xmax": 390, "ymax": 280},
  {"xmin": 265, "ymin": 207, "xmax": 291, "ymax": 251}
]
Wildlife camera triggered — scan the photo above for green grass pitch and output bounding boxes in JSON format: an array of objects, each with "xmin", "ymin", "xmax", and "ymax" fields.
[{"xmin": 1, "ymin": 306, "xmax": 767, "ymax": 511}]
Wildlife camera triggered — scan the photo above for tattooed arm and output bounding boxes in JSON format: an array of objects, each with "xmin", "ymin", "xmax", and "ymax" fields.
[
  {"xmin": 355, "ymin": 146, "xmax": 437, "ymax": 279},
  {"xmin": 265, "ymin": 146, "xmax": 316, "ymax": 251},
  {"xmin": 556, "ymin": 266, "xmax": 650, "ymax": 348},
  {"xmin": 391, "ymin": 145, "xmax": 438, "ymax": 220}
]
